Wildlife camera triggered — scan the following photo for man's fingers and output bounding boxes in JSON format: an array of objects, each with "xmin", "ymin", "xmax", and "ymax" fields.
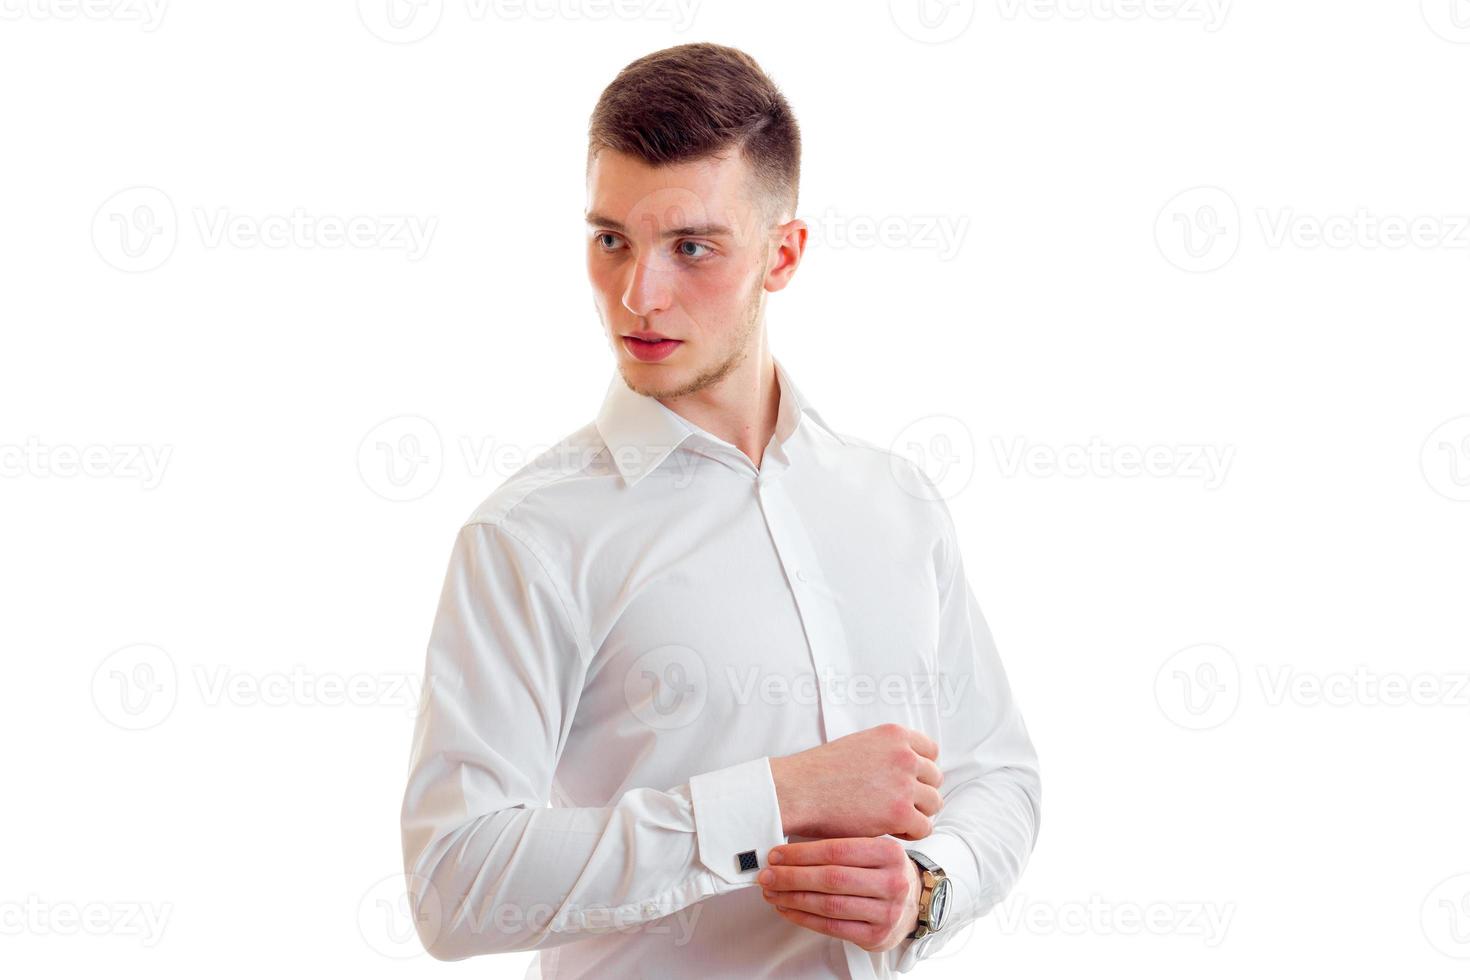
[
  {"xmin": 905, "ymin": 727, "xmax": 939, "ymax": 761},
  {"xmin": 768, "ymin": 837, "xmax": 902, "ymax": 870},
  {"xmin": 761, "ymin": 888, "xmax": 890, "ymax": 924},
  {"xmin": 893, "ymin": 808, "xmax": 933, "ymax": 841},
  {"xmin": 771, "ymin": 905, "xmax": 876, "ymax": 946},
  {"xmin": 915, "ymin": 756, "xmax": 944, "ymax": 789},
  {"xmin": 761, "ymin": 864, "xmax": 897, "ymax": 900},
  {"xmin": 914, "ymin": 783, "xmax": 943, "ymax": 817}
]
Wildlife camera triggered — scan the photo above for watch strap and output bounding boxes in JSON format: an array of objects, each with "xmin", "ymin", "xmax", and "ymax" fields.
[{"xmin": 904, "ymin": 849, "xmax": 947, "ymax": 940}]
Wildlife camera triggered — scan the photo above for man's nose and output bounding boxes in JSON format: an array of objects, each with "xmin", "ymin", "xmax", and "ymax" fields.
[{"xmin": 621, "ymin": 256, "xmax": 673, "ymax": 317}]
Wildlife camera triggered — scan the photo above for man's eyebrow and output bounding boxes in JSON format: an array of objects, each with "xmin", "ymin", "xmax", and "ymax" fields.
[{"xmin": 584, "ymin": 212, "xmax": 734, "ymax": 239}]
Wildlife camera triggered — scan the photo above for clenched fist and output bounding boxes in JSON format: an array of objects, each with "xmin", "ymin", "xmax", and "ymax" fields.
[{"xmin": 769, "ymin": 723, "xmax": 943, "ymax": 841}]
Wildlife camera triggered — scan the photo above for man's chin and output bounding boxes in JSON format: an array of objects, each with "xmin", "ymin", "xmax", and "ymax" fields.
[{"xmin": 619, "ymin": 360, "xmax": 685, "ymax": 399}]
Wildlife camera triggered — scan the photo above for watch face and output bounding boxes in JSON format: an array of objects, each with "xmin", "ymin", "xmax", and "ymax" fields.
[{"xmin": 929, "ymin": 878, "xmax": 951, "ymax": 931}]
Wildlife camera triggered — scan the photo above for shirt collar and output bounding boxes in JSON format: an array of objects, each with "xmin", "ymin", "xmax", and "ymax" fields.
[{"xmin": 594, "ymin": 356, "xmax": 844, "ymax": 488}]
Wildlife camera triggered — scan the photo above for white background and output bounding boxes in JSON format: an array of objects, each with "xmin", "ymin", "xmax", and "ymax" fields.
[{"xmin": 3, "ymin": 1, "xmax": 1469, "ymax": 977}]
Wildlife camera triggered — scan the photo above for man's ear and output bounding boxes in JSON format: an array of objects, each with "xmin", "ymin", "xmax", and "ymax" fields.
[{"xmin": 764, "ymin": 218, "xmax": 808, "ymax": 293}]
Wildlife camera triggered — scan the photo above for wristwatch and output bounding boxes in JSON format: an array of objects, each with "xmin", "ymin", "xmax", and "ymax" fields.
[{"xmin": 904, "ymin": 849, "xmax": 951, "ymax": 940}]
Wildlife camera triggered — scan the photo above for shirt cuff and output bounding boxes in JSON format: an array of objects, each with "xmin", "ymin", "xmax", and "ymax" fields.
[
  {"xmin": 892, "ymin": 829, "xmax": 980, "ymax": 972},
  {"xmin": 688, "ymin": 756, "xmax": 789, "ymax": 884}
]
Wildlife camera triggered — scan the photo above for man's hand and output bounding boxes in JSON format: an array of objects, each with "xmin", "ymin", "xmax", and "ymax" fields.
[
  {"xmin": 757, "ymin": 837, "xmax": 922, "ymax": 953},
  {"xmin": 769, "ymin": 723, "xmax": 943, "ymax": 840}
]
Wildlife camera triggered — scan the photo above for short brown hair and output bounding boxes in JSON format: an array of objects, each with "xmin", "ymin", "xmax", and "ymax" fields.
[{"xmin": 587, "ymin": 43, "xmax": 801, "ymax": 220}]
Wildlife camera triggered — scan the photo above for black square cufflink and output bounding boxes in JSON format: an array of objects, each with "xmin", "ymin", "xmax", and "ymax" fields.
[{"xmin": 737, "ymin": 849, "xmax": 759, "ymax": 873}]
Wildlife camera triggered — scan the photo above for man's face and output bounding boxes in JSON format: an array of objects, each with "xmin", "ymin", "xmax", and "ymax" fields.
[{"xmin": 585, "ymin": 148, "xmax": 800, "ymax": 400}]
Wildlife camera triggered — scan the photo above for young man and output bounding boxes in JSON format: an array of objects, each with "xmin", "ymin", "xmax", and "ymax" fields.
[{"xmin": 400, "ymin": 42, "xmax": 1040, "ymax": 978}]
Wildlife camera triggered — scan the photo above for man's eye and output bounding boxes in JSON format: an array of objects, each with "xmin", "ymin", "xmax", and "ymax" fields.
[
  {"xmin": 678, "ymin": 241, "xmax": 712, "ymax": 259},
  {"xmin": 595, "ymin": 233, "xmax": 622, "ymax": 250}
]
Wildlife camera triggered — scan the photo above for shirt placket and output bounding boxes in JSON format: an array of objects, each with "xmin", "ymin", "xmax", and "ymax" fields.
[{"xmin": 754, "ymin": 465, "xmax": 861, "ymax": 743}]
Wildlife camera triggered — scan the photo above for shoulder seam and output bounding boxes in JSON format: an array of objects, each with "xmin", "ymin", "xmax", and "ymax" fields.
[
  {"xmin": 468, "ymin": 427, "xmax": 609, "ymax": 526},
  {"xmin": 837, "ymin": 432, "xmax": 957, "ymax": 571},
  {"xmin": 839, "ymin": 434, "xmax": 946, "ymax": 492},
  {"xmin": 462, "ymin": 517, "xmax": 595, "ymax": 666}
]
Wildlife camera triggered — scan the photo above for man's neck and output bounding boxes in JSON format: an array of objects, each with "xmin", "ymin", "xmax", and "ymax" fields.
[{"xmin": 658, "ymin": 346, "xmax": 781, "ymax": 470}]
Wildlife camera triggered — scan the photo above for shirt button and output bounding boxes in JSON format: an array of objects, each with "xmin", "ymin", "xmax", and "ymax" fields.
[{"xmin": 795, "ymin": 569, "xmax": 809, "ymax": 582}]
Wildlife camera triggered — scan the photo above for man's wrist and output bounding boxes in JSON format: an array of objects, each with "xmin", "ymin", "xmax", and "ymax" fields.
[
  {"xmin": 899, "ymin": 854, "xmax": 923, "ymax": 940},
  {"xmin": 768, "ymin": 755, "xmax": 809, "ymax": 837}
]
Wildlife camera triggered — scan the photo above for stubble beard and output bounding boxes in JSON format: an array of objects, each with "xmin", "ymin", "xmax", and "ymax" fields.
[{"xmin": 620, "ymin": 272, "xmax": 766, "ymax": 401}]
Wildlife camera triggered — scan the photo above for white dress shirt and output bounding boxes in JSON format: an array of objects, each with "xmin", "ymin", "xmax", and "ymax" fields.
[{"xmin": 400, "ymin": 357, "xmax": 1041, "ymax": 978}]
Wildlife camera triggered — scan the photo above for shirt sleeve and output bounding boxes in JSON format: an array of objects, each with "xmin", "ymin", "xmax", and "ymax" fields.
[
  {"xmin": 882, "ymin": 500, "xmax": 1043, "ymax": 974},
  {"xmin": 400, "ymin": 520, "xmax": 787, "ymax": 961}
]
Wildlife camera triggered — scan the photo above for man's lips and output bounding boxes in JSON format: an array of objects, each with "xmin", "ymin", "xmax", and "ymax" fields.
[{"xmin": 621, "ymin": 334, "xmax": 682, "ymax": 362}]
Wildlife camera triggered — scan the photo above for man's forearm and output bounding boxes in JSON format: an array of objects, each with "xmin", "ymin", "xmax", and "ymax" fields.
[{"xmin": 402, "ymin": 758, "xmax": 786, "ymax": 960}]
